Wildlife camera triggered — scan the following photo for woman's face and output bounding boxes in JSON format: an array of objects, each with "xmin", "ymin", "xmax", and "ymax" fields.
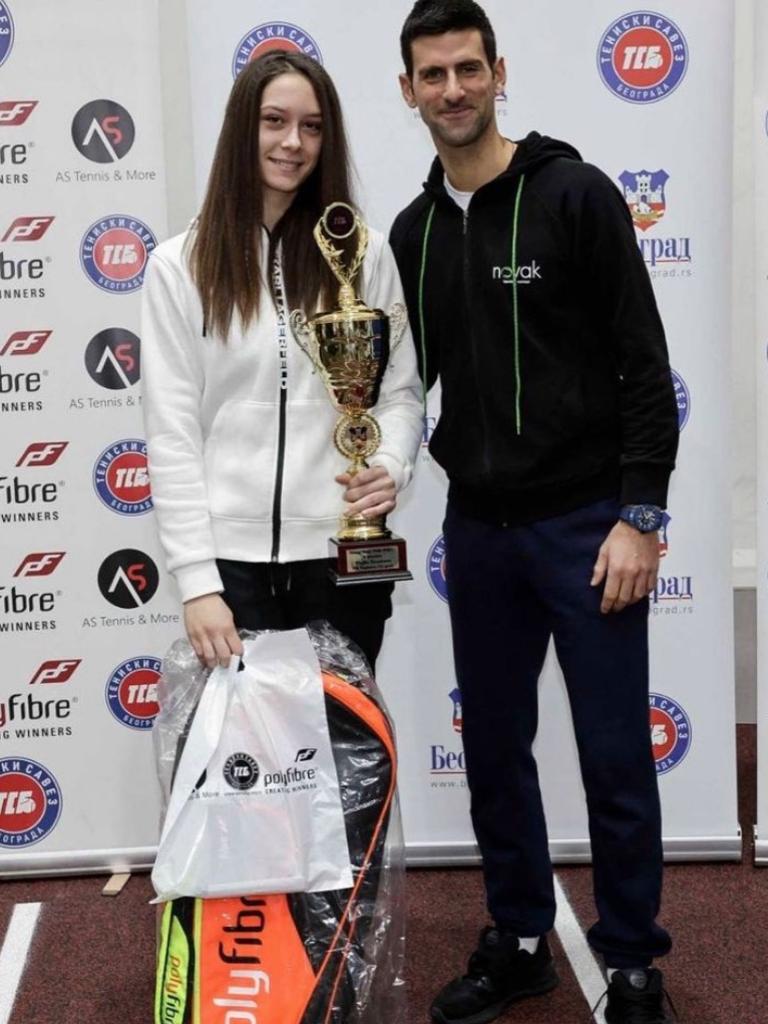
[{"xmin": 259, "ymin": 72, "xmax": 323, "ymax": 202}]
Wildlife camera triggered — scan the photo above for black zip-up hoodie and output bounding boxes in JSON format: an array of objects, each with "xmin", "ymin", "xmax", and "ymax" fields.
[{"xmin": 389, "ymin": 131, "xmax": 679, "ymax": 525}]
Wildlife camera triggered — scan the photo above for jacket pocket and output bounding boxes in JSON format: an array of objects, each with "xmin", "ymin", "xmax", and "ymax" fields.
[
  {"xmin": 281, "ymin": 400, "xmax": 346, "ymax": 521},
  {"xmin": 204, "ymin": 401, "xmax": 277, "ymax": 521}
]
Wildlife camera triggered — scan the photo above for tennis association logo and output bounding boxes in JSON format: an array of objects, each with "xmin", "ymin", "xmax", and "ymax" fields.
[
  {"xmin": 649, "ymin": 693, "xmax": 691, "ymax": 774},
  {"xmin": 106, "ymin": 657, "xmax": 161, "ymax": 730},
  {"xmin": 0, "ymin": 2, "xmax": 15, "ymax": 69},
  {"xmin": 80, "ymin": 215, "xmax": 157, "ymax": 293},
  {"xmin": 0, "ymin": 756, "xmax": 62, "ymax": 847},
  {"xmin": 597, "ymin": 12, "xmax": 688, "ymax": 104},
  {"xmin": 232, "ymin": 22, "xmax": 322, "ymax": 77},
  {"xmin": 93, "ymin": 438, "xmax": 152, "ymax": 516},
  {"xmin": 427, "ymin": 535, "xmax": 448, "ymax": 602},
  {"xmin": 670, "ymin": 369, "xmax": 690, "ymax": 430}
]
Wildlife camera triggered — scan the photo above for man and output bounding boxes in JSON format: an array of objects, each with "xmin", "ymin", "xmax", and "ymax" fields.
[{"xmin": 389, "ymin": 3, "xmax": 679, "ymax": 1023}]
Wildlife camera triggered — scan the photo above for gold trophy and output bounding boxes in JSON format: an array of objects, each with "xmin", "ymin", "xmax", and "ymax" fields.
[{"xmin": 290, "ymin": 202, "xmax": 412, "ymax": 585}]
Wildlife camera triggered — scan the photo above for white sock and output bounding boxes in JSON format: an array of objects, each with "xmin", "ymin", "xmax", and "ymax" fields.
[{"xmin": 518, "ymin": 936, "xmax": 540, "ymax": 954}]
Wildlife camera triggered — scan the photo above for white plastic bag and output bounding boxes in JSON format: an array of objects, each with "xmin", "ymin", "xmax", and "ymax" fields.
[{"xmin": 151, "ymin": 628, "xmax": 353, "ymax": 901}]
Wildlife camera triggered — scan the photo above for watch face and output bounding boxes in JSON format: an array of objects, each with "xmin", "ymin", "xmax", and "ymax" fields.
[{"xmin": 638, "ymin": 507, "xmax": 662, "ymax": 531}]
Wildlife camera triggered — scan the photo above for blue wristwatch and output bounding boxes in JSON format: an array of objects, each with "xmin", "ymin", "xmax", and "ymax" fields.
[{"xmin": 619, "ymin": 504, "xmax": 664, "ymax": 533}]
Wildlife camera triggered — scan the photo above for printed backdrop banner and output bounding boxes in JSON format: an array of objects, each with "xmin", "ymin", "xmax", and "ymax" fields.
[
  {"xmin": 0, "ymin": 0, "xmax": 739, "ymax": 876},
  {"xmin": 0, "ymin": 0, "xmax": 177, "ymax": 873},
  {"xmin": 186, "ymin": 0, "xmax": 739, "ymax": 863},
  {"xmin": 754, "ymin": 1, "xmax": 768, "ymax": 865}
]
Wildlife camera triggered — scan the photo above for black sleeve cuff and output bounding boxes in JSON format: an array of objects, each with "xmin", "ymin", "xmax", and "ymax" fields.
[{"xmin": 619, "ymin": 463, "xmax": 672, "ymax": 509}]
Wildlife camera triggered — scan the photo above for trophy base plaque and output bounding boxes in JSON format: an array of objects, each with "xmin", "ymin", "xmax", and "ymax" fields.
[{"xmin": 328, "ymin": 535, "xmax": 412, "ymax": 586}]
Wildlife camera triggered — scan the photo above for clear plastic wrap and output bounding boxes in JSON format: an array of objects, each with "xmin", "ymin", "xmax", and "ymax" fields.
[{"xmin": 153, "ymin": 621, "xmax": 407, "ymax": 1024}]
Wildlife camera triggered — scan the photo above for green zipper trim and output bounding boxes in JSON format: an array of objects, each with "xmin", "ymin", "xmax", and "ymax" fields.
[
  {"xmin": 510, "ymin": 174, "xmax": 526, "ymax": 435},
  {"xmin": 417, "ymin": 202, "xmax": 436, "ymax": 412}
]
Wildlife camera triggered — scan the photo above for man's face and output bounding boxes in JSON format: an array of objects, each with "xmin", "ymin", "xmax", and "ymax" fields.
[{"xmin": 400, "ymin": 29, "xmax": 505, "ymax": 149}]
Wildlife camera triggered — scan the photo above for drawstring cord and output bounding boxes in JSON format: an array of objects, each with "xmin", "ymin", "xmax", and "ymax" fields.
[
  {"xmin": 417, "ymin": 202, "xmax": 436, "ymax": 414},
  {"xmin": 510, "ymin": 173, "xmax": 526, "ymax": 435}
]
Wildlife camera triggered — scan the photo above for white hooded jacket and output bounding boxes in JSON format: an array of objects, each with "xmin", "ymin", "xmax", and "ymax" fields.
[{"xmin": 141, "ymin": 226, "xmax": 424, "ymax": 603}]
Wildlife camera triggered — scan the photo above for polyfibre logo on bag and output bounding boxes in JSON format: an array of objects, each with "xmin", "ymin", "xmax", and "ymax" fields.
[
  {"xmin": 106, "ymin": 657, "xmax": 161, "ymax": 730},
  {"xmin": 232, "ymin": 21, "xmax": 322, "ymax": 78},
  {"xmin": 649, "ymin": 693, "xmax": 691, "ymax": 774},
  {"xmin": 0, "ymin": 756, "xmax": 62, "ymax": 847},
  {"xmin": 597, "ymin": 12, "xmax": 688, "ymax": 104}
]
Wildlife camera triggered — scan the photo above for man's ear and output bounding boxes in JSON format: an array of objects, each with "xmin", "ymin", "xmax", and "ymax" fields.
[
  {"xmin": 493, "ymin": 56, "xmax": 507, "ymax": 95},
  {"xmin": 399, "ymin": 72, "xmax": 417, "ymax": 108}
]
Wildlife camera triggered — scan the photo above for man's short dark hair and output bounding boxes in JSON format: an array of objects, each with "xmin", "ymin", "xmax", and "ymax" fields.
[{"xmin": 400, "ymin": 0, "xmax": 497, "ymax": 78}]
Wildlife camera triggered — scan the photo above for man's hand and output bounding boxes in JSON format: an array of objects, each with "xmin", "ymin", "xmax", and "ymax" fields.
[
  {"xmin": 335, "ymin": 465, "xmax": 397, "ymax": 518},
  {"xmin": 590, "ymin": 520, "xmax": 660, "ymax": 614},
  {"xmin": 184, "ymin": 593, "xmax": 244, "ymax": 668}
]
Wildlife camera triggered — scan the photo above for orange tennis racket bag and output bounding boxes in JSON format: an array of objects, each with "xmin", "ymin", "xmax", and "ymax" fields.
[{"xmin": 154, "ymin": 653, "xmax": 404, "ymax": 1024}]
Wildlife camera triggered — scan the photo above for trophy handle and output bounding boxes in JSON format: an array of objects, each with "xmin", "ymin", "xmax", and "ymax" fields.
[{"xmin": 289, "ymin": 310, "xmax": 323, "ymax": 374}]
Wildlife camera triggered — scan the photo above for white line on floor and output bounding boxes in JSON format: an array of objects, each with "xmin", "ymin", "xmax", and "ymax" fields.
[
  {"xmin": 554, "ymin": 875, "xmax": 608, "ymax": 1024},
  {"xmin": 0, "ymin": 903, "xmax": 42, "ymax": 1024}
]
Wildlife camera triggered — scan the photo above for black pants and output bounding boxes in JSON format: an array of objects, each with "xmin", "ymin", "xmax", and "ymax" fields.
[
  {"xmin": 443, "ymin": 498, "xmax": 672, "ymax": 968},
  {"xmin": 217, "ymin": 558, "xmax": 394, "ymax": 672}
]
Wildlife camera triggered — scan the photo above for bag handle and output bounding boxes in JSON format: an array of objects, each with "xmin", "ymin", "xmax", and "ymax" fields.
[{"xmin": 156, "ymin": 655, "xmax": 240, "ymax": 848}]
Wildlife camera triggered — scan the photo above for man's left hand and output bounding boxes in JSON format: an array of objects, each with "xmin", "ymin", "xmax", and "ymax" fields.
[
  {"xmin": 336, "ymin": 465, "xmax": 397, "ymax": 518},
  {"xmin": 590, "ymin": 520, "xmax": 660, "ymax": 614}
]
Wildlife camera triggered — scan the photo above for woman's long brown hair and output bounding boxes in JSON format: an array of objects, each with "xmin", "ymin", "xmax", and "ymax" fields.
[{"xmin": 189, "ymin": 51, "xmax": 355, "ymax": 339}]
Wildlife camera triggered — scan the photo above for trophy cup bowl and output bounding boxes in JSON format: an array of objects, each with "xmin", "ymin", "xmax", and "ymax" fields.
[{"xmin": 289, "ymin": 203, "xmax": 411, "ymax": 585}]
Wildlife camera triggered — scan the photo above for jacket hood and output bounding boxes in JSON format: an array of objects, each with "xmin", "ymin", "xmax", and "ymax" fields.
[{"xmin": 425, "ymin": 131, "xmax": 581, "ymax": 196}]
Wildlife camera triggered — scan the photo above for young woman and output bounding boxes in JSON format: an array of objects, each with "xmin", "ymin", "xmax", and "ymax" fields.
[{"xmin": 141, "ymin": 51, "xmax": 422, "ymax": 671}]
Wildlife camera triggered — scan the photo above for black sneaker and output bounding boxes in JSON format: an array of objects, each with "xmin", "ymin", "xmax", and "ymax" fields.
[
  {"xmin": 604, "ymin": 968, "xmax": 676, "ymax": 1023},
  {"xmin": 430, "ymin": 927, "xmax": 559, "ymax": 1024}
]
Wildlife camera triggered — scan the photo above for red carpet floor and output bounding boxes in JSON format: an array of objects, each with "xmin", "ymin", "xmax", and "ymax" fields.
[{"xmin": 0, "ymin": 725, "xmax": 763, "ymax": 1023}]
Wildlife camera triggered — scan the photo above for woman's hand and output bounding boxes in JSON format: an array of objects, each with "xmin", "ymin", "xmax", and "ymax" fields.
[
  {"xmin": 335, "ymin": 465, "xmax": 397, "ymax": 519},
  {"xmin": 184, "ymin": 593, "xmax": 244, "ymax": 668}
]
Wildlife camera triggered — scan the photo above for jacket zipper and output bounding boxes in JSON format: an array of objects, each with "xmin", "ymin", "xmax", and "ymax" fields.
[
  {"xmin": 462, "ymin": 206, "xmax": 492, "ymax": 476},
  {"xmin": 270, "ymin": 386, "xmax": 287, "ymax": 562},
  {"xmin": 271, "ymin": 257, "xmax": 289, "ymax": 562}
]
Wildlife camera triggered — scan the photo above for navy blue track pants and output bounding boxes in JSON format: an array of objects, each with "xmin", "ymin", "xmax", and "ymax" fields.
[{"xmin": 443, "ymin": 498, "xmax": 672, "ymax": 968}]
